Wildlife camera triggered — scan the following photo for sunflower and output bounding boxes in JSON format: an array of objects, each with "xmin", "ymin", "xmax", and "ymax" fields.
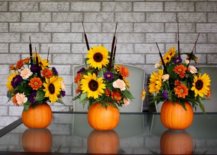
[
  {"xmin": 87, "ymin": 45, "xmax": 109, "ymax": 69},
  {"xmin": 161, "ymin": 47, "xmax": 176, "ymax": 65},
  {"xmin": 6, "ymin": 73, "xmax": 17, "ymax": 91},
  {"xmin": 33, "ymin": 53, "xmax": 49, "ymax": 69},
  {"xmin": 191, "ymin": 73, "xmax": 211, "ymax": 97},
  {"xmin": 43, "ymin": 76, "xmax": 62, "ymax": 103},
  {"xmin": 80, "ymin": 73, "xmax": 105, "ymax": 99},
  {"xmin": 149, "ymin": 69, "xmax": 163, "ymax": 94}
]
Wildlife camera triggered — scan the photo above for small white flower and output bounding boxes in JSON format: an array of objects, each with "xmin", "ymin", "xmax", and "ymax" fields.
[
  {"xmin": 155, "ymin": 63, "xmax": 161, "ymax": 68},
  {"xmin": 61, "ymin": 81, "xmax": 66, "ymax": 90},
  {"xmin": 20, "ymin": 68, "xmax": 32, "ymax": 79},
  {"xmin": 188, "ymin": 65, "xmax": 197, "ymax": 74},
  {"xmin": 185, "ymin": 59, "xmax": 190, "ymax": 65},
  {"xmin": 113, "ymin": 79, "xmax": 126, "ymax": 91},
  {"xmin": 162, "ymin": 74, "xmax": 170, "ymax": 82},
  {"xmin": 123, "ymin": 98, "xmax": 130, "ymax": 106}
]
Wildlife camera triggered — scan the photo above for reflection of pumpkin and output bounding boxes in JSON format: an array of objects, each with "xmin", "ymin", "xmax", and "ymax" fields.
[
  {"xmin": 88, "ymin": 103, "xmax": 120, "ymax": 130},
  {"xmin": 22, "ymin": 128, "xmax": 52, "ymax": 152},
  {"xmin": 160, "ymin": 130, "xmax": 193, "ymax": 154},
  {"xmin": 22, "ymin": 103, "xmax": 52, "ymax": 128},
  {"xmin": 160, "ymin": 101, "xmax": 193, "ymax": 130},
  {"xmin": 88, "ymin": 130, "xmax": 119, "ymax": 154}
]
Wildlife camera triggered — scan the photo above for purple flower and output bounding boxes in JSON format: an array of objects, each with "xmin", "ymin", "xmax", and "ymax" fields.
[
  {"xmin": 52, "ymin": 67, "xmax": 58, "ymax": 76},
  {"xmin": 162, "ymin": 90, "xmax": 168, "ymax": 100},
  {"xmin": 30, "ymin": 64, "xmax": 41, "ymax": 73},
  {"xmin": 11, "ymin": 75, "xmax": 22, "ymax": 88},
  {"xmin": 61, "ymin": 91, "xmax": 66, "ymax": 97},
  {"xmin": 104, "ymin": 71, "xmax": 114, "ymax": 81},
  {"xmin": 77, "ymin": 67, "xmax": 85, "ymax": 73},
  {"xmin": 28, "ymin": 91, "xmax": 36, "ymax": 104},
  {"xmin": 173, "ymin": 56, "xmax": 182, "ymax": 64}
]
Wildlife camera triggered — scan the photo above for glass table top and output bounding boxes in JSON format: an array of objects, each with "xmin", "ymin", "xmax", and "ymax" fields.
[{"xmin": 0, "ymin": 112, "xmax": 217, "ymax": 154}]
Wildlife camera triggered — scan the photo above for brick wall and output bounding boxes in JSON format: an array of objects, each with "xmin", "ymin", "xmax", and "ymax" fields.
[{"xmin": 0, "ymin": 0, "xmax": 217, "ymax": 128}]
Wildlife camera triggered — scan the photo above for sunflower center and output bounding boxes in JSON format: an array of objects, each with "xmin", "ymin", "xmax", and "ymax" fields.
[
  {"xmin": 93, "ymin": 53, "xmax": 103, "ymax": 62},
  {"xmin": 88, "ymin": 80, "xmax": 98, "ymax": 91},
  {"xmin": 48, "ymin": 84, "xmax": 55, "ymax": 94},
  {"xmin": 195, "ymin": 80, "xmax": 203, "ymax": 90}
]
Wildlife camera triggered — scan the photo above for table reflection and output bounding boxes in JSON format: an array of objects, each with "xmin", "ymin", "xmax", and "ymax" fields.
[
  {"xmin": 0, "ymin": 113, "xmax": 217, "ymax": 154},
  {"xmin": 160, "ymin": 130, "xmax": 193, "ymax": 155},
  {"xmin": 22, "ymin": 128, "xmax": 52, "ymax": 153},
  {"xmin": 87, "ymin": 130, "xmax": 120, "ymax": 154}
]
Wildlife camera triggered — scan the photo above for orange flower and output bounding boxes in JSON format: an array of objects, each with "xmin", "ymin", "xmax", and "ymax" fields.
[
  {"xmin": 12, "ymin": 96, "xmax": 18, "ymax": 106},
  {"xmin": 119, "ymin": 65, "xmax": 129, "ymax": 77},
  {"xmin": 174, "ymin": 84, "xmax": 189, "ymax": 98},
  {"xmin": 173, "ymin": 64, "xmax": 187, "ymax": 78},
  {"xmin": 42, "ymin": 68, "xmax": 53, "ymax": 78},
  {"xmin": 74, "ymin": 73, "xmax": 82, "ymax": 83},
  {"xmin": 22, "ymin": 58, "xmax": 30, "ymax": 64},
  {"xmin": 16, "ymin": 59, "xmax": 24, "ymax": 69},
  {"xmin": 29, "ymin": 77, "xmax": 42, "ymax": 90},
  {"xmin": 105, "ymin": 88, "xmax": 111, "ymax": 96},
  {"xmin": 75, "ymin": 86, "xmax": 81, "ymax": 94},
  {"xmin": 206, "ymin": 88, "xmax": 211, "ymax": 98},
  {"xmin": 9, "ymin": 64, "xmax": 16, "ymax": 70},
  {"xmin": 174, "ymin": 80, "xmax": 181, "ymax": 86},
  {"xmin": 111, "ymin": 91, "xmax": 122, "ymax": 102}
]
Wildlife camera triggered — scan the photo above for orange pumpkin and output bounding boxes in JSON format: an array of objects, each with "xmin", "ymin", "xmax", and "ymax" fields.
[
  {"xmin": 22, "ymin": 103, "xmax": 52, "ymax": 128},
  {"xmin": 160, "ymin": 101, "xmax": 193, "ymax": 130},
  {"xmin": 88, "ymin": 103, "xmax": 120, "ymax": 130},
  {"xmin": 22, "ymin": 128, "xmax": 52, "ymax": 152},
  {"xmin": 88, "ymin": 130, "xmax": 120, "ymax": 154},
  {"xmin": 160, "ymin": 130, "xmax": 193, "ymax": 154}
]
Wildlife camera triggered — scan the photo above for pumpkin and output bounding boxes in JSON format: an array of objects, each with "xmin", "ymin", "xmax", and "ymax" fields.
[
  {"xmin": 22, "ymin": 103, "xmax": 52, "ymax": 128},
  {"xmin": 160, "ymin": 101, "xmax": 193, "ymax": 130},
  {"xmin": 22, "ymin": 128, "xmax": 52, "ymax": 152},
  {"xmin": 88, "ymin": 130, "xmax": 119, "ymax": 154},
  {"xmin": 160, "ymin": 130, "xmax": 193, "ymax": 154},
  {"xmin": 88, "ymin": 103, "xmax": 120, "ymax": 130}
]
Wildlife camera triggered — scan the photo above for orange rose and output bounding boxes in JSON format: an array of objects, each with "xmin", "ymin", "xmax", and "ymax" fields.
[
  {"xmin": 12, "ymin": 96, "xmax": 18, "ymax": 105},
  {"xmin": 16, "ymin": 59, "xmax": 24, "ymax": 69},
  {"xmin": 74, "ymin": 73, "xmax": 82, "ymax": 84},
  {"xmin": 111, "ymin": 91, "xmax": 122, "ymax": 102},
  {"xmin": 22, "ymin": 58, "xmax": 30, "ymax": 64},
  {"xmin": 42, "ymin": 68, "xmax": 53, "ymax": 78},
  {"xmin": 75, "ymin": 86, "xmax": 81, "ymax": 94},
  {"xmin": 105, "ymin": 88, "xmax": 111, "ymax": 96},
  {"xmin": 174, "ymin": 80, "xmax": 181, "ymax": 86},
  {"xmin": 9, "ymin": 64, "xmax": 16, "ymax": 70},
  {"xmin": 119, "ymin": 65, "xmax": 129, "ymax": 77}
]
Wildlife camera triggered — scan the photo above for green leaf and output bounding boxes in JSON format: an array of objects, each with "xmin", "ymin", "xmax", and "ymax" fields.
[
  {"xmin": 57, "ymin": 98, "xmax": 64, "ymax": 105},
  {"xmin": 23, "ymin": 101, "xmax": 31, "ymax": 111},
  {"xmin": 122, "ymin": 90, "xmax": 134, "ymax": 99},
  {"xmin": 199, "ymin": 102, "xmax": 205, "ymax": 113},
  {"xmin": 35, "ymin": 90, "xmax": 45, "ymax": 102},
  {"xmin": 72, "ymin": 94, "xmax": 81, "ymax": 101},
  {"xmin": 80, "ymin": 93, "xmax": 87, "ymax": 103},
  {"xmin": 98, "ymin": 69, "xmax": 104, "ymax": 77}
]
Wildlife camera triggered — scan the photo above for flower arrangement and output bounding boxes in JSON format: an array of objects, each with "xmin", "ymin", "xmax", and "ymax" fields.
[
  {"xmin": 6, "ymin": 42, "xmax": 65, "ymax": 111},
  {"xmin": 148, "ymin": 34, "xmax": 211, "ymax": 111},
  {"xmin": 73, "ymin": 45, "xmax": 134, "ymax": 108},
  {"xmin": 73, "ymin": 24, "xmax": 133, "ymax": 109}
]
